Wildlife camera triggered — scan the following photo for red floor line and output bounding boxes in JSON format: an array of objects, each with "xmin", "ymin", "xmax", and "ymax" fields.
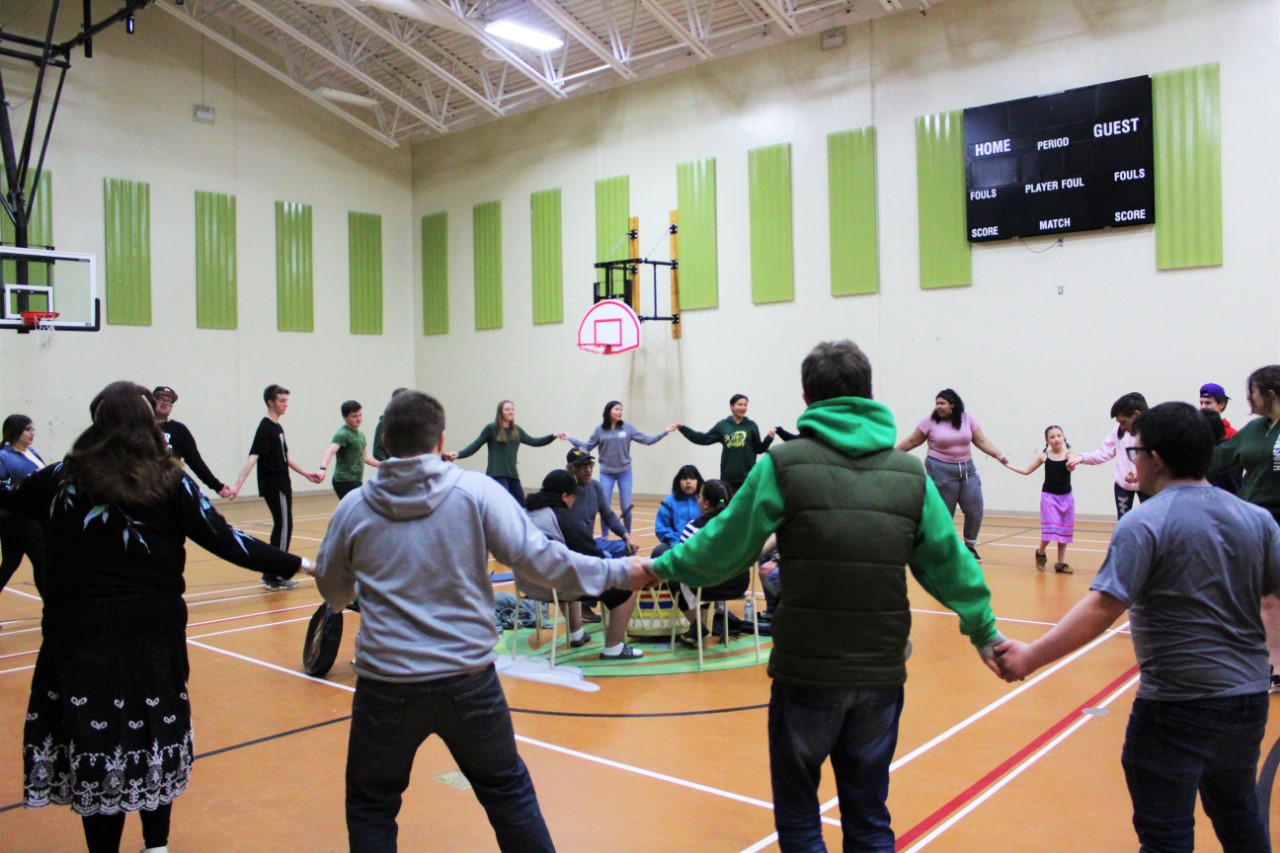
[{"xmin": 895, "ymin": 663, "xmax": 1140, "ymax": 850}]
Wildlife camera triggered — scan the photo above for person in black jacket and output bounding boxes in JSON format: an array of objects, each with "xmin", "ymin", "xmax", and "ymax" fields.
[
  {"xmin": 153, "ymin": 385, "xmax": 233, "ymax": 499},
  {"xmin": 525, "ymin": 469, "xmax": 643, "ymax": 659}
]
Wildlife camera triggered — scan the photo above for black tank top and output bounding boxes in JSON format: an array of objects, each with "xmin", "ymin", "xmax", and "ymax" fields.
[{"xmin": 1043, "ymin": 457, "xmax": 1071, "ymax": 495}]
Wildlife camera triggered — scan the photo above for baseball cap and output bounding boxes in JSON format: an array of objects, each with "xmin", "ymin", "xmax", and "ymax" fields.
[
  {"xmin": 1199, "ymin": 382, "xmax": 1228, "ymax": 400},
  {"xmin": 566, "ymin": 448, "xmax": 594, "ymax": 465},
  {"xmin": 541, "ymin": 469, "xmax": 578, "ymax": 495},
  {"xmin": 152, "ymin": 385, "xmax": 178, "ymax": 402}
]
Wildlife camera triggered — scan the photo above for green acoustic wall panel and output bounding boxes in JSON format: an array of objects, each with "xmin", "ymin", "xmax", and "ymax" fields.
[
  {"xmin": 103, "ymin": 177, "xmax": 152, "ymax": 325},
  {"xmin": 195, "ymin": 190, "xmax": 237, "ymax": 329},
  {"xmin": 748, "ymin": 143, "xmax": 795, "ymax": 304},
  {"xmin": 1, "ymin": 171, "xmax": 53, "ymax": 289},
  {"xmin": 473, "ymin": 201, "xmax": 503, "ymax": 330},
  {"xmin": 421, "ymin": 212, "xmax": 449, "ymax": 336},
  {"xmin": 916, "ymin": 111, "xmax": 971, "ymax": 289},
  {"xmin": 275, "ymin": 201, "xmax": 313, "ymax": 332},
  {"xmin": 594, "ymin": 176, "xmax": 629, "ymax": 298},
  {"xmin": 530, "ymin": 188, "xmax": 563, "ymax": 325},
  {"xmin": 828, "ymin": 129, "xmax": 880, "ymax": 296},
  {"xmin": 676, "ymin": 158, "xmax": 718, "ymax": 310},
  {"xmin": 348, "ymin": 212, "xmax": 383, "ymax": 335},
  {"xmin": 1153, "ymin": 63, "xmax": 1222, "ymax": 270}
]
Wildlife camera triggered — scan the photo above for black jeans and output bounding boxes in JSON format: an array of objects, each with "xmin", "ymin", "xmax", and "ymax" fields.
[{"xmin": 345, "ymin": 665, "xmax": 554, "ymax": 853}]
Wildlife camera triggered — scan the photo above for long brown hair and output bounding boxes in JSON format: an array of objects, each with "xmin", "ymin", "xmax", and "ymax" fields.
[
  {"xmin": 492, "ymin": 399, "xmax": 516, "ymax": 443},
  {"xmin": 64, "ymin": 381, "xmax": 183, "ymax": 506}
]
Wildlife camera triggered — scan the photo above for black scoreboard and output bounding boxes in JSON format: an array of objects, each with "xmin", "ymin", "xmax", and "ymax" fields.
[{"xmin": 964, "ymin": 76, "xmax": 1155, "ymax": 243}]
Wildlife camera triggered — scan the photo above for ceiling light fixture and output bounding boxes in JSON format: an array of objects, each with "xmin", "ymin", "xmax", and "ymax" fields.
[
  {"xmin": 484, "ymin": 19, "xmax": 563, "ymax": 52},
  {"xmin": 315, "ymin": 87, "xmax": 381, "ymax": 108}
]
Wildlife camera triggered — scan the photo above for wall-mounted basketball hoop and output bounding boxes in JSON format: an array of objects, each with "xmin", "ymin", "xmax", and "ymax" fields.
[{"xmin": 577, "ymin": 299, "xmax": 641, "ymax": 355}]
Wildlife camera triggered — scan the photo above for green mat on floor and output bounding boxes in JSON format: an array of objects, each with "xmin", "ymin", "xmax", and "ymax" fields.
[{"xmin": 496, "ymin": 622, "xmax": 771, "ymax": 676}]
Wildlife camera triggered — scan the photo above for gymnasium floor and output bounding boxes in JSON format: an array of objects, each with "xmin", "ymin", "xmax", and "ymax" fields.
[{"xmin": 1, "ymin": 492, "xmax": 1277, "ymax": 852}]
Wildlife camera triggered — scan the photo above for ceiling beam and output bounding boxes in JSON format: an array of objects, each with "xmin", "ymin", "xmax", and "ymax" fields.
[
  {"xmin": 418, "ymin": 0, "xmax": 566, "ymax": 101},
  {"xmin": 236, "ymin": 0, "xmax": 448, "ymax": 132},
  {"xmin": 753, "ymin": 0, "xmax": 802, "ymax": 37},
  {"xmin": 156, "ymin": 3, "xmax": 399, "ymax": 147},
  {"xmin": 636, "ymin": 0, "xmax": 714, "ymax": 60},
  {"xmin": 527, "ymin": 0, "xmax": 637, "ymax": 81},
  {"xmin": 331, "ymin": 0, "xmax": 504, "ymax": 118}
]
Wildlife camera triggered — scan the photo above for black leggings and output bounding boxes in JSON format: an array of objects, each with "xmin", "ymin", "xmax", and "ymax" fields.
[
  {"xmin": 81, "ymin": 803, "xmax": 171, "ymax": 852},
  {"xmin": 0, "ymin": 512, "xmax": 44, "ymax": 592}
]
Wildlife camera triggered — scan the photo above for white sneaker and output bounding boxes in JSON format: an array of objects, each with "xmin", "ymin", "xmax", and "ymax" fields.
[{"xmin": 141, "ymin": 846, "xmax": 170, "ymax": 852}]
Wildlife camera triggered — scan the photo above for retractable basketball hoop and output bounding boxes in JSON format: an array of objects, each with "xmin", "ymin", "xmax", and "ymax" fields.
[
  {"xmin": 579, "ymin": 217, "xmax": 682, "ymax": 355},
  {"xmin": 20, "ymin": 311, "xmax": 59, "ymax": 350}
]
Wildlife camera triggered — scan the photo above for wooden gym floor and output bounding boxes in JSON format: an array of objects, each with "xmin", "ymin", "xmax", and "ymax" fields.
[{"xmin": 2, "ymin": 491, "xmax": 1279, "ymax": 852}]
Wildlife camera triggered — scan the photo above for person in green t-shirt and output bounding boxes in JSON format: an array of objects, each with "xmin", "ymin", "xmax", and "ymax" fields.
[{"xmin": 318, "ymin": 400, "xmax": 380, "ymax": 499}]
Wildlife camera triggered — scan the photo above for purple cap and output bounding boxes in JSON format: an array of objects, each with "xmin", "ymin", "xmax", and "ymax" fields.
[{"xmin": 1199, "ymin": 382, "xmax": 1228, "ymax": 400}]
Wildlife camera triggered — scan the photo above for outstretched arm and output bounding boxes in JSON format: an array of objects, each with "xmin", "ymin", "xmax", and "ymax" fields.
[
  {"xmin": 1004, "ymin": 452, "xmax": 1046, "ymax": 476},
  {"xmin": 896, "ymin": 428, "xmax": 927, "ymax": 452},
  {"xmin": 678, "ymin": 424, "xmax": 721, "ymax": 445},
  {"xmin": 971, "ymin": 427, "xmax": 1007, "ymax": 465},
  {"xmin": 995, "ymin": 591, "xmax": 1126, "ymax": 681}
]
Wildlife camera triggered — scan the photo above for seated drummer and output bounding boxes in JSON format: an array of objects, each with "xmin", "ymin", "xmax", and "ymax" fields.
[{"xmin": 524, "ymin": 470, "xmax": 644, "ymax": 661}]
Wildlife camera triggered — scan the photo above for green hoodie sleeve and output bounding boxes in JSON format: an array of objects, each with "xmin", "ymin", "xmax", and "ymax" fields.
[
  {"xmin": 679, "ymin": 423, "xmax": 723, "ymax": 446},
  {"xmin": 516, "ymin": 426, "xmax": 556, "ymax": 447},
  {"xmin": 652, "ymin": 455, "xmax": 784, "ymax": 586},
  {"xmin": 908, "ymin": 477, "xmax": 998, "ymax": 646}
]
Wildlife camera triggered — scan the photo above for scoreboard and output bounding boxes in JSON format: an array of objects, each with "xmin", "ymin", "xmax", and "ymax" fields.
[{"xmin": 964, "ymin": 76, "xmax": 1155, "ymax": 243}]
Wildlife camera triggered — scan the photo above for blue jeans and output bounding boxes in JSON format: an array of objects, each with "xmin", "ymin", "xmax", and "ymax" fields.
[
  {"xmin": 1121, "ymin": 693, "xmax": 1269, "ymax": 853},
  {"xmin": 595, "ymin": 536, "xmax": 629, "ymax": 558},
  {"xmin": 598, "ymin": 470, "xmax": 634, "ymax": 532},
  {"xmin": 768, "ymin": 682, "xmax": 904, "ymax": 853},
  {"xmin": 925, "ymin": 457, "xmax": 983, "ymax": 545},
  {"xmin": 345, "ymin": 665, "xmax": 554, "ymax": 853}
]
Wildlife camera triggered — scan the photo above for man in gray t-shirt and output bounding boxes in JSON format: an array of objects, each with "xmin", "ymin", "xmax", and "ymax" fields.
[{"xmin": 996, "ymin": 402, "xmax": 1280, "ymax": 852}]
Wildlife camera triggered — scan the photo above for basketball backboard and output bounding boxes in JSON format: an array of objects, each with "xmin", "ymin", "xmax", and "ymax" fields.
[{"xmin": 0, "ymin": 245, "xmax": 100, "ymax": 332}]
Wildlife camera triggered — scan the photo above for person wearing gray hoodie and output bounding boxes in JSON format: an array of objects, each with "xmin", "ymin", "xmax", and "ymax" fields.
[{"xmin": 315, "ymin": 391, "xmax": 648, "ymax": 852}]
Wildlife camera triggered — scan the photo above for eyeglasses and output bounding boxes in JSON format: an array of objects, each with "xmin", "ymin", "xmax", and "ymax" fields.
[{"xmin": 1124, "ymin": 446, "xmax": 1153, "ymax": 461}]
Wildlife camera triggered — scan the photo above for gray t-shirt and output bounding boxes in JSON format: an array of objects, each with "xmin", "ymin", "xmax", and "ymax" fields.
[{"xmin": 1091, "ymin": 483, "xmax": 1280, "ymax": 700}]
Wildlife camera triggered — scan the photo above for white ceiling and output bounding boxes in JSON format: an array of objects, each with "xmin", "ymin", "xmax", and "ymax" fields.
[{"xmin": 153, "ymin": 0, "xmax": 947, "ymax": 147}]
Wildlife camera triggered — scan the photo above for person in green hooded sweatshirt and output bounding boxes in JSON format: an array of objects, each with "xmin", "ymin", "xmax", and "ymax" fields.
[
  {"xmin": 650, "ymin": 340, "xmax": 1005, "ymax": 852},
  {"xmin": 677, "ymin": 393, "xmax": 776, "ymax": 492}
]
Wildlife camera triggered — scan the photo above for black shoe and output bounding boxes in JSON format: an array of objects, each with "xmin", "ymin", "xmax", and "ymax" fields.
[
  {"xmin": 568, "ymin": 631, "xmax": 592, "ymax": 648},
  {"xmin": 600, "ymin": 643, "xmax": 643, "ymax": 660},
  {"xmin": 580, "ymin": 606, "xmax": 602, "ymax": 624},
  {"xmin": 966, "ymin": 544, "xmax": 982, "ymax": 562},
  {"xmin": 677, "ymin": 625, "xmax": 710, "ymax": 648},
  {"xmin": 262, "ymin": 575, "xmax": 300, "ymax": 590}
]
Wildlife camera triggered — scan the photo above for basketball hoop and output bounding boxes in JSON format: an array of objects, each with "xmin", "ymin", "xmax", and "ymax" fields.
[
  {"xmin": 21, "ymin": 311, "xmax": 59, "ymax": 351},
  {"xmin": 577, "ymin": 300, "xmax": 640, "ymax": 356}
]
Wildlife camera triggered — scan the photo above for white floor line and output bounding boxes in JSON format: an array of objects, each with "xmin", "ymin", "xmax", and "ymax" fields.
[
  {"xmin": 0, "ymin": 624, "xmax": 40, "ymax": 637},
  {"xmin": 184, "ymin": 636, "xmax": 791, "ymax": 819},
  {"xmin": 0, "ymin": 647, "xmax": 37, "ymax": 661},
  {"xmin": 1, "ymin": 586, "xmax": 40, "ymax": 601},
  {"xmin": 189, "ymin": 615, "xmax": 313, "ymax": 639},
  {"xmin": 188, "ymin": 602, "xmax": 318, "ymax": 627},
  {"xmin": 0, "ymin": 664, "xmax": 34, "ymax": 675},
  {"xmin": 901, "ymin": 672, "xmax": 1139, "ymax": 852},
  {"xmin": 738, "ymin": 622, "xmax": 1131, "ymax": 853}
]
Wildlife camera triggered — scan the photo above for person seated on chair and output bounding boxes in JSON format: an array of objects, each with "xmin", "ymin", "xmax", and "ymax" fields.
[
  {"xmin": 525, "ymin": 469, "xmax": 644, "ymax": 660},
  {"xmin": 757, "ymin": 533, "xmax": 780, "ymax": 621},
  {"xmin": 652, "ymin": 464, "xmax": 704, "ymax": 560},
  {"xmin": 564, "ymin": 448, "xmax": 637, "ymax": 624},
  {"xmin": 672, "ymin": 480, "xmax": 751, "ymax": 648}
]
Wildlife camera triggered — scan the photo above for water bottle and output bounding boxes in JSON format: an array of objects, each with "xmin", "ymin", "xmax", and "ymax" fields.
[{"xmin": 743, "ymin": 595, "xmax": 754, "ymax": 621}]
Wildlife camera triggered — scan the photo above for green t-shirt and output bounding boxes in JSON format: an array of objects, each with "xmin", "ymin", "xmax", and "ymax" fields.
[{"xmin": 331, "ymin": 425, "xmax": 367, "ymax": 483}]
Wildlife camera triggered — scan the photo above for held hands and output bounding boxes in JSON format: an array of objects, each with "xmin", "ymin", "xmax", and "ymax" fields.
[
  {"xmin": 976, "ymin": 632, "xmax": 1010, "ymax": 678},
  {"xmin": 991, "ymin": 638, "xmax": 1036, "ymax": 682},
  {"xmin": 443, "ymin": 452, "xmax": 459, "ymax": 462},
  {"xmin": 626, "ymin": 557, "xmax": 661, "ymax": 590},
  {"xmin": 554, "ymin": 432, "xmax": 570, "ymax": 441},
  {"xmin": 1066, "ymin": 457, "xmax": 1081, "ymax": 472},
  {"xmin": 307, "ymin": 471, "xmax": 325, "ymax": 484},
  {"xmin": 218, "ymin": 485, "xmax": 235, "ymax": 499},
  {"xmin": 665, "ymin": 423, "xmax": 680, "ymax": 434}
]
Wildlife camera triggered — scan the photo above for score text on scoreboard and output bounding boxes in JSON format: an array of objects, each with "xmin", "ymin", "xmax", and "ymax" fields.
[{"xmin": 963, "ymin": 75, "xmax": 1155, "ymax": 243}]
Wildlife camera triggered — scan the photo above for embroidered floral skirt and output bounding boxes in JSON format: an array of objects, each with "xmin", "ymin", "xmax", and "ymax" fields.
[{"xmin": 23, "ymin": 630, "xmax": 194, "ymax": 815}]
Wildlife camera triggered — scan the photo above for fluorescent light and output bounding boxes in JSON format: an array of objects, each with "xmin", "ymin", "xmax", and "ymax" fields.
[
  {"xmin": 484, "ymin": 19, "xmax": 563, "ymax": 52},
  {"xmin": 315, "ymin": 87, "xmax": 381, "ymax": 109}
]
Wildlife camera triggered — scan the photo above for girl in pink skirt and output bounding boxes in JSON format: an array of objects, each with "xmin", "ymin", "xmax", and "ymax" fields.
[{"xmin": 1005, "ymin": 426, "xmax": 1079, "ymax": 573}]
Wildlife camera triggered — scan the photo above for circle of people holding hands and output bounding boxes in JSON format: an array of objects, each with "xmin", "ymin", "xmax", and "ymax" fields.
[{"xmin": 4, "ymin": 352, "xmax": 1280, "ymax": 853}]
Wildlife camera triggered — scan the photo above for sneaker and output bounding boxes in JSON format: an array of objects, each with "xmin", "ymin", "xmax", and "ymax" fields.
[
  {"xmin": 580, "ymin": 606, "xmax": 602, "ymax": 624},
  {"xmin": 1054, "ymin": 563, "xmax": 1073, "ymax": 575},
  {"xmin": 677, "ymin": 625, "xmax": 710, "ymax": 649},
  {"xmin": 568, "ymin": 631, "xmax": 592, "ymax": 648},
  {"xmin": 599, "ymin": 643, "xmax": 643, "ymax": 660},
  {"xmin": 262, "ymin": 576, "xmax": 300, "ymax": 590},
  {"xmin": 966, "ymin": 544, "xmax": 982, "ymax": 562},
  {"xmin": 1035, "ymin": 551, "xmax": 1047, "ymax": 571}
]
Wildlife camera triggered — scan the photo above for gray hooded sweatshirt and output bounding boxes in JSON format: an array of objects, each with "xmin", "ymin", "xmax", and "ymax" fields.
[{"xmin": 315, "ymin": 454, "xmax": 632, "ymax": 682}]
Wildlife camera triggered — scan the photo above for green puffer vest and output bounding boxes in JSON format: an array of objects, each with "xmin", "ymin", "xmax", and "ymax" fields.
[{"xmin": 768, "ymin": 437, "xmax": 926, "ymax": 688}]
